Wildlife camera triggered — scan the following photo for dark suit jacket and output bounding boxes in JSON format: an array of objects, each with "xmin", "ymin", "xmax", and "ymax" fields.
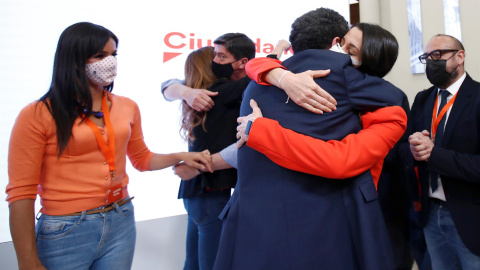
[
  {"xmin": 401, "ymin": 74, "xmax": 480, "ymax": 256},
  {"xmin": 214, "ymin": 49, "xmax": 405, "ymax": 270},
  {"xmin": 378, "ymin": 92, "xmax": 411, "ymax": 222}
]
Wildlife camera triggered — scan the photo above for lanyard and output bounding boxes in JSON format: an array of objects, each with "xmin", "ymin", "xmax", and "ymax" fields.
[
  {"xmin": 85, "ymin": 91, "xmax": 116, "ymax": 177},
  {"xmin": 431, "ymin": 90, "xmax": 457, "ymax": 140}
]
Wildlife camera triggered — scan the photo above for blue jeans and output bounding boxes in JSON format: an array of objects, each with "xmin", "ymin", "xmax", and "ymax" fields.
[
  {"xmin": 424, "ymin": 200, "xmax": 480, "ymax": 270},
  {"xmin": 35, "ymin": 200, "xmax": 136, "ymax": 270},
  {"xmin": 183, "ymin": 189, "xmax": 230, "ymax": 270},
  {"xmin": 409, "ymin": 207, "xmax": 432, "ymax": 270}
]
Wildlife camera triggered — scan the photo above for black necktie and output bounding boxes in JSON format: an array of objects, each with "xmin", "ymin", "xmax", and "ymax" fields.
[{"xmin": 431, "ymin": 89, "xmax": 450, "ymax": 192}]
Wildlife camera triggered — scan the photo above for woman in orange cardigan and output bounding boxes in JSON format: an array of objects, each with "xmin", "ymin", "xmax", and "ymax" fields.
[{"xmin": 6, "ymin": 22, "xmax": 211, "ymax": 270}]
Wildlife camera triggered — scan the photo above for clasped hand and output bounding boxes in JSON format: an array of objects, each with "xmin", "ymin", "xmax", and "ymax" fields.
[
  {"xmin": 182, "ymin": 149, "xmax": 212, "ymax": 169},
  {"xmin": 409, "ymin": 130, "xmax": 434, "ymax": 161},
  {"xmin": 173, "ymin": 149, "xmax": 212, "ymax": 180}
]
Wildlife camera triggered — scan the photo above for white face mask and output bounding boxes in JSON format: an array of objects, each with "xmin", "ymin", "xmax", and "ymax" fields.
[
  {"xmin": 329, "ymin": 43, "xmax": 362, "ymax": 67},
  {"xmin": 85, "ymin": 55, "xmax": 117, "ymax": 86}
]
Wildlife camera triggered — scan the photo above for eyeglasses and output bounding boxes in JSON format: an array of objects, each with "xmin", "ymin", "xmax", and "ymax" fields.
[{"xmin": 418, "ymin": 49, "xmax": 459, "ymax": 64}]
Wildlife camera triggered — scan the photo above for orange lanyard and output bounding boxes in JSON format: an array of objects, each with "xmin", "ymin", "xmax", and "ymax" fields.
[
  {"xmin": 431, "ymin": 90, "xmax": 457, "ymax": 140},
  {"xmin": 85, "ymin": 91, "xmax": 116, "ymax": 177}
]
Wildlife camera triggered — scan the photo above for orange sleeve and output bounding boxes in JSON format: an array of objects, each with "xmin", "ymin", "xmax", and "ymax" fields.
[
  {"xmin": 245, "ymin": 57, "xmax": 285, "ymax": 85},
  {"xmin": 246, "ymin": 106, "xmax": 407, "ymax": 183},
  {"xmin": 126, "ymin": 100, "xmax": 154, "ymax": 171},
  {"xmin": 6, "ymin": 103, "xmax": 47, "ymax": 204}
]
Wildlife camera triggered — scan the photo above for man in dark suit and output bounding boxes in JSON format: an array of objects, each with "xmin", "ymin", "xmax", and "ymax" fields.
[
  {"xmin": 213, "ymin": 8, "xmax": 406, "ymax": 270},
  {"xmin": 407, "ymin": 34, "xmax": 480, "ymax": 269}
]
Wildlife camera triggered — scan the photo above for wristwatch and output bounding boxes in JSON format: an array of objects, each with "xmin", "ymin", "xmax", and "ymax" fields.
[{"xmin": 245, "ymin": 120, "xmax": 253, "ymax": 136}]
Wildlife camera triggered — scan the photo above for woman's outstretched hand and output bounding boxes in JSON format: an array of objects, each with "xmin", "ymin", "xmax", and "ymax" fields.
[{"xmin": 180, "ymin": 150, "xmax": 213, "ymax": 172}]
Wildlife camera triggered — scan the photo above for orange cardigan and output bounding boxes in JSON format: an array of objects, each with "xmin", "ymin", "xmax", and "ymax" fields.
[
  {"xmin": 245, "ymin": 57, "xmax": 407, "ymax": 187},
  {"xmin": 246, "ymin": 107, "xmax": 406, "ymax": 187},
  {"xmin": 6, "ymin": 93, "xmax": 154, "ymax": 215},
  {"xmin": 246, "ymin": 57, "xmax": 285, "ymax": 85}
]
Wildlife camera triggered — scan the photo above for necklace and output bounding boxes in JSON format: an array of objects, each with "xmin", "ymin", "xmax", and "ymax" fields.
[
  {"xmin": 83, "ymin": 108, "xmax": 104, "ymax": 118},
  {"xmin": 79, "ymin": 90, "xmax": 107, "ymax": 118},
  {"xmin": 91, "ymin": 110, "xmax": 104, "ymax": 118}
]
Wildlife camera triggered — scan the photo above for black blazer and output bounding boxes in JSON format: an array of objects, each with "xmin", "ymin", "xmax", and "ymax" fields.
[{"xmin": 401, "ymin": 74, "xmax": 480, "ymax": 255}]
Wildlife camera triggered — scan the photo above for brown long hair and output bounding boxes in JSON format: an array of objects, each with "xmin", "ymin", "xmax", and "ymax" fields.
[{"xmin": 180, "ymin": 46, "xmax": 216, "ymax": 143}]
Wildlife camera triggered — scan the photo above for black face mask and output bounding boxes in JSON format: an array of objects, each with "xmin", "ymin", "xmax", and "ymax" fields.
[
  {"xmin": 426, "ymin": 59, "xmax": 458, "ymax": 88},
  {"xmin": 212, "ymin": 61, "xmax": 235, "ymax": 79}
]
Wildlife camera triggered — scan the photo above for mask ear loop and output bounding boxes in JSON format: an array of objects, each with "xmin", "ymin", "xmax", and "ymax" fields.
[{"xmin": 330, "ymin": 43, "xmax": 344, "ymax": 54}]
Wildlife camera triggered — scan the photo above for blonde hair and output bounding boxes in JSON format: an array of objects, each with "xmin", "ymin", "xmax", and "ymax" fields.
[{"xmin": 180, "ymin": 46, "xmax": 217, "ymax": 143}]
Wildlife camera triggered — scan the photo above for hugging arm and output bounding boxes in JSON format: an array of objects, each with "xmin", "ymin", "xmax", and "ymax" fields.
[
  {"xmin": 161, "ymin": 78, "xmax": 218, "ymax": 112},
  {"xmin": 245, "ymin": 57, "xmax": 337, "ymax": 114},
  {"xmin": 245, "ymin": 106, "xmax": 407, "ymax": 179}
]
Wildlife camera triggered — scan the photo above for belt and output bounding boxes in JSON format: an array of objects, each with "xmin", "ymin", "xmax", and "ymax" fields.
[{"xmin": 63, "ymin": 197, "xmax": 134, "ymax": 216}]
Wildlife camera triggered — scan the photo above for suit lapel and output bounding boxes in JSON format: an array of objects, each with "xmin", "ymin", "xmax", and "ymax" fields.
[
  {"xmin": 423, "ymin": 88, "xmax": 438, "ymax": 132},
  {"xmin": 442, "ymin": 75, "xmax": 473, "ymax": 145}
]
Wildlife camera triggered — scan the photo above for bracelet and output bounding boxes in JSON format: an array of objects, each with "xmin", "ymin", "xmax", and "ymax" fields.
[{"xmin": 277, "ymin": 70, "xmax": 289, "ymax": 88}]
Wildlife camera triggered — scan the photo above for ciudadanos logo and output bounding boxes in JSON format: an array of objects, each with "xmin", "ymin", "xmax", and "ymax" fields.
[{"xmin": 163, "ymin": 32, "xmax": 292, "ymax": 63}]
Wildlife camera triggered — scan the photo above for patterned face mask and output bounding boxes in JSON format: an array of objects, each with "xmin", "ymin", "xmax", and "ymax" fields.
[{"xmin": 85, "ymin": 55, "xmax": 117, "ymax": 86}]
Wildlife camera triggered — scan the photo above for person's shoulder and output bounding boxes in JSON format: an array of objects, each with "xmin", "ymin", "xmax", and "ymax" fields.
[
  {"xmin": 417, "ymin": 85, "xmax": 436, "ymax": 96},
  {"xmin": 283, "ymin": 49, "xmax": 350, "ymax": 72},
  {"xmin": 19, "ymin": 100, "xmax": 50, "ymax": 117},
  {"xmin": 411, "ymin": 85, "xmax": 436, "ymax": 104},
  {"xmin": 236, "ymin": 76, "xmax": 252, "ymax": 87},
  {"xmin": 290, "ymin": 49, "xmax": 350, "ymax": 63},
  {"xmin": 14, "ymin": 100, "xmax": 53, "ymax": 128},
  {"xmin": 239, "ymin": 76, "xmax": 252, "ymax": 83},
  {"xmin": 464, "ymin": 73, "xmax": 480, "ymax": 89},
  {"xmin": 214, "ymin": 76, "xmax": 251, "ymax": 90},
  {"xmin": 21, "ymin": 99, "xmax": 42, "ymax": 110},
  {"xmin": 109, "ymin": 92, "xmax": 134, "ymax": 103},
  {"xmin": 209, "ymin": 78, "xmax": 230, "ymax": 91},
  {"xmin": 109, "ymin": 92, "xmax": 139, "ymax": 109}
]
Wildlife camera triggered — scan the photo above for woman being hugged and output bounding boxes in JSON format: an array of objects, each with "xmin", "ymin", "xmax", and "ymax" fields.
[{"xmin": 6, "ymin": 22, "xmax": 211, "ymax": 270}]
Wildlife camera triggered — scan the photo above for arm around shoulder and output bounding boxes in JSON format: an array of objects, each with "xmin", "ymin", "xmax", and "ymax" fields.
[{"xmin": 245, "ymin": 57, "xmax": 285, "ymax": 85}]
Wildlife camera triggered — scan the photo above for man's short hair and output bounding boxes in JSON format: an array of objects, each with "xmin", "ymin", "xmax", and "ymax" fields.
[
  {"xmin": 289, "ymin": 8, "xmax": 349, "ymax": 53},
  {"xmin": 214, "ymin": 33, "xmax": 256, "ymax": 60}
]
